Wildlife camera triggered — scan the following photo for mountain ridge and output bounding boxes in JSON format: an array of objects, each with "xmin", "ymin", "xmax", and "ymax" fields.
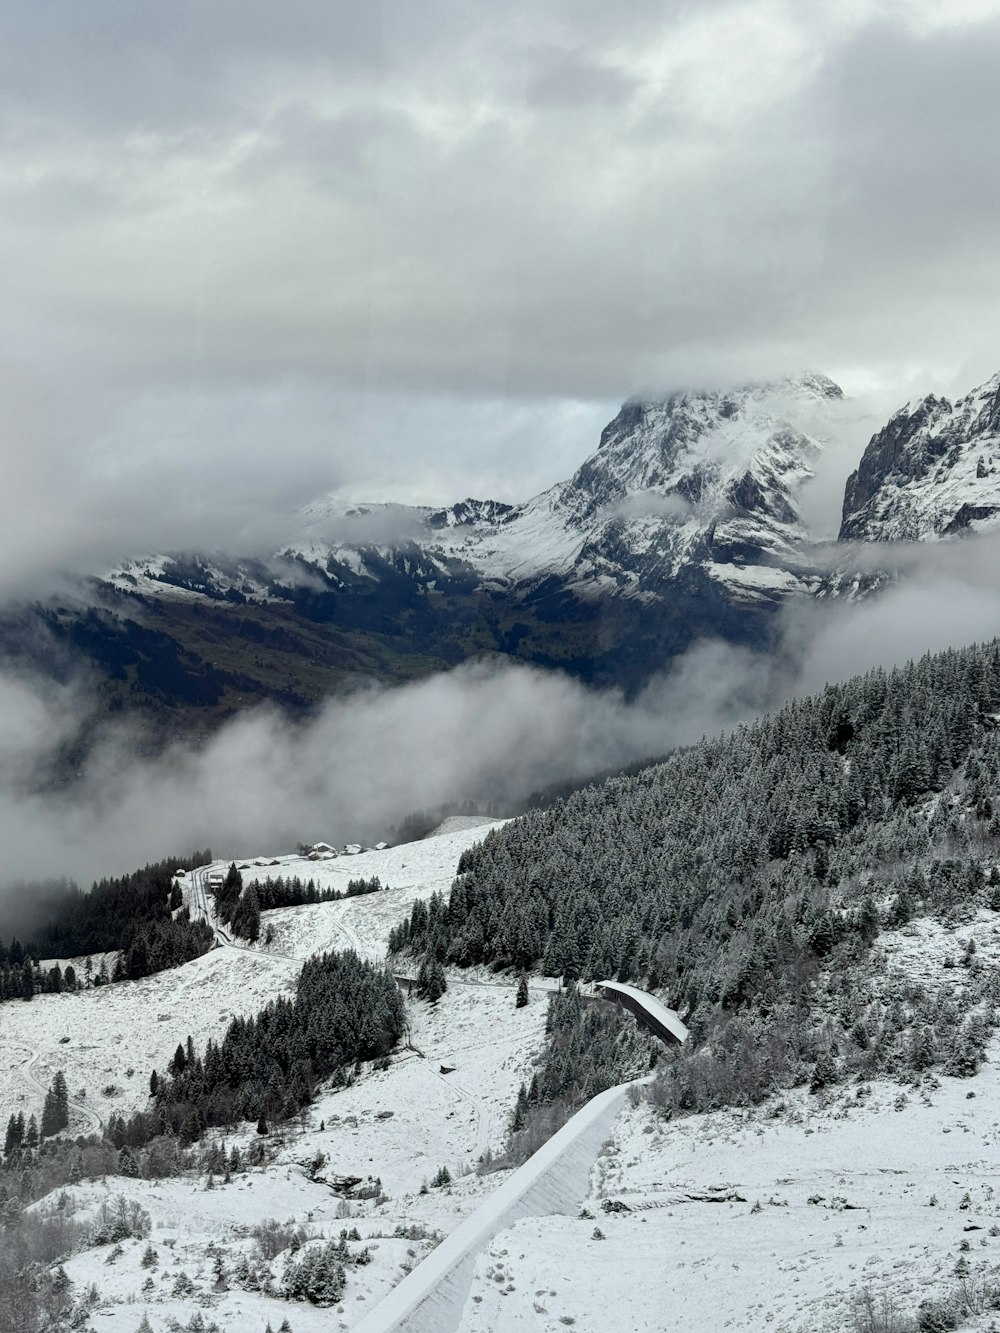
[{"xmin": 3, "ymin": 369, "xmax": 999, "ymax": 758}]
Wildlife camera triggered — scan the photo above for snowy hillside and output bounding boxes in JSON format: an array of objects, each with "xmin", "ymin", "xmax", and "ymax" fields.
[
  {"xmin": 290, "ymin": 374, "xmax": 840, "ymax": 605},
  {"xmin": 461, "ymin": 1043, "xmax": 1000, "ymax": 1333},
  {"xmin": 28, "ymin": 903, "xmax": 1000, "ymax": 1333},
  {"xmin": 841, "ymin": 371, "xmax": 1000, "ymax": 542},
  {"xmin": 457, "ymin": 909, "xmax": 1000, "ymax": 1333}
]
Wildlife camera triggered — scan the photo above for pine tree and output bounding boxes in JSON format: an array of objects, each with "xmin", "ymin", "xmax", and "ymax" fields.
[
  {"xmin": 41, "ymin": 1088, "xmax": 59, "ymax": 1139},
  {"xmin": 516, "ymin": 972, "xmax": 529, "ymax": 1008},
  {"xmin": 4, "ymin": 1113, "xmax": 21, "ymax": 1155},
  {"xmin": 53, "ymin": 1070, "xmax": 69, "ymax": 1131},
  {"xmin": 25, "ymin": 1113, "xmax": 39, "ymax": 1148}
]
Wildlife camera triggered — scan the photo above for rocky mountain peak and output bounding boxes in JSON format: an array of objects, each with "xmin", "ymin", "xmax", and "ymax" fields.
[
  {"xmin": 840, "ymin": 372, "xmax": 1000, "ymax": 542},
  {"xmin": 569, "ymin": 375, "xmax": 840, "ymax": 540}
]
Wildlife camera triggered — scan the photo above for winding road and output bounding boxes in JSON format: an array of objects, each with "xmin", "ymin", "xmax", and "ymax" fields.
[
  {"xmin": 11, "ymin": 1043, "xmax": 103, "ymax": 1136},
  {"xmin": 188, "ymin": 863, "xmax": 365, "ymax": 962}
]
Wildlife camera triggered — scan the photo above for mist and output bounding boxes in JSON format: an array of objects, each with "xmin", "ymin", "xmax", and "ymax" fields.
[{"xmin": 2, "ymin": 521, "xmax": 1000, "ymax": 905}]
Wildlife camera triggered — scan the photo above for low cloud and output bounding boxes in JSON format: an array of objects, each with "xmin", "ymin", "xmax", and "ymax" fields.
[
  {"xmin": 2, "ymin": 524, "xmax": 1000, "ymax": 902},
  {"xmin": 605, "ymin": 491, "xmax": 693, "ymax": 523}
]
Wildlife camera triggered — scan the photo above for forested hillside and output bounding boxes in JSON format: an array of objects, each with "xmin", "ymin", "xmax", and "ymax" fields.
[
  {"xmin": 394, "ymin": 641, "xmax": 1000, "ymax": 1109},
  {"xmin": 0, "ymin": 853, "xmax": 215, "ymax": 1001}
]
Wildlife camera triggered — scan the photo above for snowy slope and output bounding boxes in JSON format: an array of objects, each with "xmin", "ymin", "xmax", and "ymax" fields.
[
  {"xmin": 1, "ymin": 824, "xmax": 503, "ymax": 1134},
  {"xmin": 1, "ymin": 946, "xmax": 301, "ymax": 1132},
  {"xmin": 841, "ymin": 371, "xmax": 1000, "ymax": 542},
  {"xmin": 8, "ymin": 819, "xmax": 552, "ymax": 1332},
  {"xmin": 456, "ymin": 907, "xmax": 1000, "ymax": 1333},
  {"xmin": 15, "ymin": 815, "xmax": 1000, "ymax": 1332},
  {"xmin": 293, "ymin": 375, "xmax": 840, "ymax": 605},
  {"xmin": 103, "ymin": 376, "xmax": 841, "ymax": 617},
  {"xmin": 459, "ymin": 1052, "xmax": 1000, "ymax": 1333}
]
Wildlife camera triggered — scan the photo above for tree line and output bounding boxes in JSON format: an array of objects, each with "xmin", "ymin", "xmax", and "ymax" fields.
[
  {"xmin": 0, "ymin": 851, "xmax": 214, "ymax": 1005},
  {"xmin": 103, "ymin": 950, "xmax": 404, "ymax": 1149},
  {"xmin": 393, "ymin": 640, "xmax": 1000, "ymax": 1110}
]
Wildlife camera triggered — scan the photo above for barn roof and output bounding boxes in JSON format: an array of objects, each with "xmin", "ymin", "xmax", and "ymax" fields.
[{"xmin": 596, "ymin": 981, "xmax": 690, "ymax": 1045}]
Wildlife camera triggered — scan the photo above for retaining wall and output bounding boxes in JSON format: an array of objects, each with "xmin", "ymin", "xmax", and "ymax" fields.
[{"xmin": 352, "ymin": 1076, "xmax": 649, "ymax": 1333}]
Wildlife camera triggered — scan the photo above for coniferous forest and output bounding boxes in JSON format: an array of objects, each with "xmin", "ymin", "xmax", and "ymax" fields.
[
  {"xmin": 125, "ymin": 950, "xmax": 404, "ymax": 1146},
  {"xmin": 0, "ymin": 853, "xmax": 214, "ymax": 1002},
  {"xmin": 392, "ymin": 641, "xmax": 1000, "ymax": 1111}
]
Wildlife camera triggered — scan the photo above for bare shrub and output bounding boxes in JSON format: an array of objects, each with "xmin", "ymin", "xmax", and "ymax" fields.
[
  {"xmin": 850, "ymin": 1284, "xmax": 915, "ymax": 1333},
  {"xmin": 251, "ymin": 1217, "xmax": 312, "ymax": 1260},
  {"xmin": 90, "ymin": 1195, "xmax": 151, "ymax": 1245}
]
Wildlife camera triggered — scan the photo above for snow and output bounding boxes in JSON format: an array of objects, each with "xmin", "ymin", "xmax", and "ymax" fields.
[
  {"xmin": 233, "ymin": 823, "xmax": 504, "ymax": 963},
  {"xmin": 34, "ymin": 978, "xmax": 547, "ymax": 1333},
  {"xmin": 23, "ymin": 844, "xmax": 1000, "ymax": 1330},
  {"xmin": 595, "ymin": 981, "xmax": 690, "ymax": 1044},
  {"xmin": 104, "ymin": 376, "xmax": 841, "ymax": 613},
  {"xmin": 459, "ymin": 1055, "xmax": 1000, "ymax": 1333},
  {"xmin": 5, "ymin": 821, "xmax": 555, "ymax": 1332},
  {"xmin": 843, "ymin": 372, "xmax": 1000, "ymax": 542},
  {"xmin": 0, "ymin": 947, "xmax": 301, "ymax": 1132}
]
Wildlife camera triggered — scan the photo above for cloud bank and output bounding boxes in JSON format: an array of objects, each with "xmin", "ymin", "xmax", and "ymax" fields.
[
  {"xmin": 0, "ymin": 0, "xmax": 998, "ymax": 570},
  {"xmin": 3, "ymin": 528, "xmax": 1000, "ymax": 896}
]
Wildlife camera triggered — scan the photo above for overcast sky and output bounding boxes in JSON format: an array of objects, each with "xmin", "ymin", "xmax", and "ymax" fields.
[{"xmin": 2, "ymin": 0, "xmax": 1000, "ymax": 586}]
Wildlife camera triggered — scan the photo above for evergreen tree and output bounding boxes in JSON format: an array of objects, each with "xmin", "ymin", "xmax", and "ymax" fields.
[
  {"xmin": 516, "ymin": 972, "xmax": 529, "ymax": 1008},
  {"xmin": 4, "ymin": 1113, "xmax": 22, "ymax": 1155},
  {"xmin": 52, "ymin": 1071, "xmax": 69, "ymax": 1132},
  {"xmin": 118, "ymin": 1146, "xmax": 139, "ymax": 1177}
]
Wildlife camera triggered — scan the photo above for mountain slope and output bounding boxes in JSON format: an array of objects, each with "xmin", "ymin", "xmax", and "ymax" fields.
[
  {"xmin": 301, "ymin": 373, "xmax": 840, "ymax": 605},
  {"xmin": 841, "ymin": 371, "xmax": 1000, "ymax": 541}
]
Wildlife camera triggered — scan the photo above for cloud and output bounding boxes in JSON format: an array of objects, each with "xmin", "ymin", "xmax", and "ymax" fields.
[
  {"xmin": 0, "ymin": 0, "xmax": 997, "ymax": 577},
  {"xmin": 2, "ymin": 521, "xmax": 1000, "ymax": 899},
  {"xmin": 2, "ymin": 0, "xmax": 1000, "ymax": 900},
  {"xmin": 604, "ymin": 491, "xmax": 693, "ymax": 523}
]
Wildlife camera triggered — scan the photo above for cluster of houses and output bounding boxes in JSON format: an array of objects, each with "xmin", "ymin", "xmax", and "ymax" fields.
[
  {"xmin": 304, "ymin": 840, "xmax": 389, "ymax": 861},
  {"xmin": 182, "ymin": 841, "xmax": 394, "ymax": 894}
]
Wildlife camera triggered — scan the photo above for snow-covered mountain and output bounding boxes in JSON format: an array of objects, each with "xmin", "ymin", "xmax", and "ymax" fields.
[
  {"xmin": 841, "ymin": 371, "xmax": 1000, "ymax": 542},
  {"xmin": 87, "ymin": 375, "xmax": 844, "ymax": 717},
  {"xmin": 294, "ymin": 372, "xmax": 841, "ymax": 606},
  {"xmin": 8, "ymin": 368, "xmax": 1000, "ymax": 755}
]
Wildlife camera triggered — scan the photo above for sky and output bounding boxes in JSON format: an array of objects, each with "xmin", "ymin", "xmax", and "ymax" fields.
[
  {"xmin": 2, "ymin": 0, "xmax": 1000, "ymax": 590},
  {"xmin": 2, "ymin": 1, "xmax": 1000, "ymax": 888}
]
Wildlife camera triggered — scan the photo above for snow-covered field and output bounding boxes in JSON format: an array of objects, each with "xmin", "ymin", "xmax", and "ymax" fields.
[
  {"xmin": 16, "ymin": 807, "xmax": 1000, "ymax": 1333},
  {"xmin": 2, "ymin": 820, "xmax": 503, "ymax": 1134},
  {"xmin": 1, "ymin": 947, "xmax": 300, "ymax": 1132},
  {"xmin": 6, "ymin": 818, "xmax": 556, "ymax": 1332},
  {"xmin": 460, "ymin": 1051, "xmax": 1000, "ymax": 1333},
  {"xmin": 44, "ymin": 978, "xmax": 548, "ymax": 1333},
  {"xmin": 229, "ymin": 820, "xmax": 505, "ymax": 963}
]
